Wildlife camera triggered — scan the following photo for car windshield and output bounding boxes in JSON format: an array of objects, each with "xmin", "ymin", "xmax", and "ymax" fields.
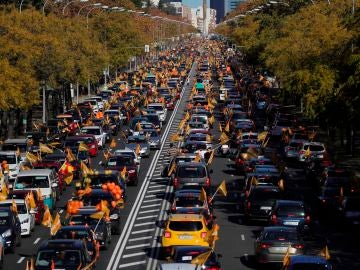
[
  {"xmin": 15, "ymin": 176, "xmax": 49, "ymax": 189},
  {"xmin": 69, "ymin": 215, "xmax": 99, "ymax": 226},
  {"xmin": 0, "ymin": 203, "xmax": 27, "ymax": 214},
  {"xmin": 55, "ymin": 230, "xmax": 90, "ymax": 240},
  {"xmin": 0, "ymin": 154, "xmax": 16, "ymax": 164},
  {"xmin": 178, "ymin": 166, "xmax": 206, "ymax": 178},
  {"xmin": 277, "ymin": 204, "xmax": 305, "ymax": 217},
  {"xmin": 250, "ymin": 190, "xmax": 280, "ymax": 201},
  {"xmin": 2, "ymin": 143, "xmax": 27, "ymax": 152},
  {"xmin": 36, "ymin": 250, "xmax": 81, "ymax": 267},
  {"xmin": 168, "ymin": 221, "xmax": 203, "ymax": 231},
  {"xmin": 0, "ymin": 212, "xmax": 9, "ymax": 225},
  {"xmin": 262, "ymin": 230, "xmax": 298, "ymax": 241},
  {"xmin": 83, "ymin": 194, "xmax": 112, "ymax": 206},
  {"xmin": 303, "ymin": 145, "xmax": 324, "ymax": 151},
  {"xmin": 81, "ymin": 128, "xmax": 101, "ymax": 135},
  {"xmin": 89, "ymin": 175, "xmax": 118, "ymax": 187},
  {"xmin": 176, "ymin": 197, "xmax": 203, "ymax": 207},
  {"xmin": 292, "ymin": 264, "xmax": 328, "ymax": 270},
  {"xmin": 107, "ymin": 156, "xmax": 133, "ymax": 167}
]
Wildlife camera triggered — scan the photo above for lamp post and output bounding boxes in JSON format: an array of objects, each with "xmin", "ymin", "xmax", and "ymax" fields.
[
  {"xmin": 77, "ymin": 2, "xmax": 102, "ymax": 15},
  {"xmin": 19, "ymin": 0, "xmax": 25, "ymax": 13},
  {"xmin": 62, "ymin": 0, "xmax": 89, "ymax": 15},
  {"xmin": 86, "ymin": 5, "xmax": 108, "ymax": 28},
  {"xmin": 41, "ymin": 80, "xmax": 46, "ymax": 124}
]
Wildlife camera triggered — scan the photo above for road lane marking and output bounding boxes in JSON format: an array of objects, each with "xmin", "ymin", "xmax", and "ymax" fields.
[
  {"xmin": 118, "ymin": 261, "xmax": 146, "ymax": 268},
  {"xmin": 122, "ymin": 252, "xmax": 146, "ymax": 258},
  {"xmin": 241, "ymin": 234, "xmax": 245, "ymax": 241},
  {"xmin": 125, "ymin": 243, "xmax": 150, "ymax": 249},
  {"xmin": 147, "ymin": 189, "xmax": 164, "ymax": 193},
  {"xmin": 141, "ymin": 203, "xmax": 161, "ymax": 208},
  {"xmin": 136, "ymin": 215, "xmax": 158, "ymax": 220},
  {"xmin": 143, "ymin": 198, "xmax": 162, "ymax": 203},
  {"xmin": 131, "ymin": 228, "xmax": 155, "ymax": 234},
  {"xmin": 145, "ymin": 194, "xmax": 156, "ymax": 198},
  {"xmin": 139, "ymin": 209, "xmax": 159, "ymax": 214},
  {"xmin": 17, "ymin": 257, "xmax": 25, "ymax": 264},
  {"xmin": 134, "ymin": 222, "xmax": 154, "ymax": 227},
  {"xmin": 34, "ymin": 237, "xmax": 41, "ymax": 244},
  {"xmin": 129, "ymin": 236, "xmax": 153, "ymax": 242}
]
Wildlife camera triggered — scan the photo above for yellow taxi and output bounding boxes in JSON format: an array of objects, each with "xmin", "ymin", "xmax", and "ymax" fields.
[{"xmin": 161, "ymin": 214, "xmax": 213, "ymax": 254}]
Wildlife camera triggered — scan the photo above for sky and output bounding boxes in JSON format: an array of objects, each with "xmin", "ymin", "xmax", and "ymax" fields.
[{"xmin": 182, "ymin": 0, "xmax": 207, "ymax": 8}]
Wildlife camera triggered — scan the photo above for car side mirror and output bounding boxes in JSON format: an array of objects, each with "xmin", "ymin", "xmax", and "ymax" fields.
[{"xmin": 51, "ymin": 183, "xmax": 58, "ymax": 188}]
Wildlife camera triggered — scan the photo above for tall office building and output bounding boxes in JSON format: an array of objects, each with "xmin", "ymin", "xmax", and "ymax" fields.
[
  {"xmin": 224, "ymin": 0, "xmax": 246, "ymax": 15},
  {"xmin": 210, "ymin": 0, "xmax": 225, "ymax": 23}
]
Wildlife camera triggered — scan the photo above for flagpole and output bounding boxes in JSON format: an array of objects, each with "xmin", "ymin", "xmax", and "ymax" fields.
[
  {"xmin": 209, "ymin": 187, "xmax": 219, "ymax": 203},
  {"xmin": 94, "ymin": 212, "xmax": 104, "ymax": 233}
]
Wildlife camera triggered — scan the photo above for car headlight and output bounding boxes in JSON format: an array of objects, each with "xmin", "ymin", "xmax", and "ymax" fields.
[
  {"xmin": 2, "ymin": 229, "xmax": 11, "ymax": 238},
  {"xmin": 110, "ymin": 214, "xmax": 119, "ymax": 220},
  {"xmin": 21, "ymin": 218, "xmax": 29, "ymax": 224}
]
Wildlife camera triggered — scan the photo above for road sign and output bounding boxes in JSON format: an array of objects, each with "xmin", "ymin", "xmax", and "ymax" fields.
[{"xmin": 144, "ymin": 44, "xmax": 150, "ymax": 53}]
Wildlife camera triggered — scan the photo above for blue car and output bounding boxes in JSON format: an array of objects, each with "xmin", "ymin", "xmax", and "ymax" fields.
[{"xmin": 284, "ymin": 255, "xmax": 332, "ymax": 270}]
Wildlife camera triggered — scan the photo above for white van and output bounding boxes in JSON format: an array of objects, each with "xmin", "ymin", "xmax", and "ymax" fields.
[{"xmin": 14, "ymin": 169, "xmax": 59, "ymax": 210}]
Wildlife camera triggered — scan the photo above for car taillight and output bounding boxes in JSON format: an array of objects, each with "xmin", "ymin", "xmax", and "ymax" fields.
[
  {"xmin": 247, "ymin": 201, "xmax": 251, "ymax": 209},
  {"xmin": 299, "ymin": 150, "xmax": 306, "ymax": 155},
  {"xmin": 236, "ymin": 159, "xmax": 244, "ymax": 165},
  {"xmin": 245, "ymin": 191, "xmax": 249, "ymax": 198},
  {"xmin": 173, "ymin": 178, "xmax": 179, "ymax": 188},
  {"xmin": 171, "ymin": 203, "xmax": 176, "ymax": 212},
  {"xmin": 260, "ymin": 243, "xmax": 272, "ymax": 249},
  {"xmin": 164, "ymin": 231, "xmax": 171, "ymax": 238},
  {"xmin": 271, "ymin": 214, "xmax": 277, "ymax": 224},
  {"xmin": 205, "ymin": 267, "xmax": 220, "ymax": 270},
  {"xmin": 201, "ymin": 232, "xmax": 207, "ymax": 239},
  {"xmin": 305, "ymin": 215, "xmax": 311, "ymax": 224},
  {"xmin": 205, "ymin": 178, "xmax": 211, "ymax": 187},
  {"xmin": 292, "ymin": 244, "xmax": 304, "ymax": 249}
]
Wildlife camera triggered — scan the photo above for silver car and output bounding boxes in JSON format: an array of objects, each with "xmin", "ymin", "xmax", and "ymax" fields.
[
  {"xmin": 173, "ymin": 162, "xmax": 211, "ymax": 190},
  {"xmin": 125, "ymin": 135, "xmax": 150, "ymax": 157}
]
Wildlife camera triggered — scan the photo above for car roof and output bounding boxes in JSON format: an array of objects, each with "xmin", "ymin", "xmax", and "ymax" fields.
[
  {"xmin": 168, "ymin": 214, "xmax": 203, "ymax": 221},
  {"xmin": 17, "ymin": 169, "xmax": 52, "ymax": 176}
]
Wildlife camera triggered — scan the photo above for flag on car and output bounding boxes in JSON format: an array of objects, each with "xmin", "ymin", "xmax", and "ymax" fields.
[
  {"xmin": 206, "ymin": 149, "xmax": 215, "ymax": 166},
  {"xmin": 319, "ymin": 245, "xmax": 331, "ymax": 260},
  {"xmin": 110, "ymin": 138, "xmax": 117, "ymax": 149},
  {"xmin": 217, "ymin": 180, "xmax": 227, "ymax": 197},
  {"xmin": 42, "ymin": 205, "xmax": 52, "ymax": 227},
  {"xmin": 190, "ymin": 249, "xmax": 212, "ymax": 265},
  {"xmin": 50, "ymin": 212, "xmax": 61, "ymax": 235},
  {"xmin": 219, "ymin": 132, "xmax": 229, "ymax": 145},
  {"xmin": 78, "ymin": 141, "xmax": 89, "ymax": 152},
  {"xmin": 39, "ymin": 143, "xmax": 54, "ymax": 154}
]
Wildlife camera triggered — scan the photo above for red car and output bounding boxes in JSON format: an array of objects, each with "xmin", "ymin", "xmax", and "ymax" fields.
[
  {"xmin": 8, "ymin": 190, "xmax": 45, "ymax": 224},
  {"xmin": 64, "ymin": 135, "xmax": 98, "ymax": 157}
]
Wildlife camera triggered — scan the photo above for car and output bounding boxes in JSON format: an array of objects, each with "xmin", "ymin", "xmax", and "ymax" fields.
[
  {"xmin": 284, "ymin": 140, "xmax": 304, "ymax": 159},
  {"xmin": 13, "ymin": 169, "xmax": 59, "ymax": 210},
  {"xmin": 114, "ymin": 148, "xmax": 141, "ymax": 169},
  {"xmin": 8, "ymin": 190, "xmax": 45, "ymax": 225},
  {"xmin": 80, "ymin": 126, "xmax": 107, "ymax": 149},
  {"xmin": 52, "ymin": 226, "xmax": 99, "ymax": 261},
  {"xmin": 64, "ymin": 135, "xmax": 98, "ymax": 157},
  {"xmin": 169, "ymin": 246, "xmax": 221, "ymax": 270},
  {"xmin": 1, "ymin": 138, "xmax": 28, "ymax": 153},
  {"xmin": 173, "ymin": 162, "xmax": 211, "ymax": 190},
  {"xmin": 244, "ymin": 185, "xmax": 282, "ymax": 222},
  {"xmin": 35, "ymin": 240, "xmax": 95, "ymax": 270},
  {"xmin": 283, "ymin": 255, "xmax": 332, "ymax": 270},
  {"xmin": 143, "ymin": 129, "xmax": 161, "ymax": 150},
  {"xmin": 171, "ymin": 189, "xmax": 211, "ymax": 215},
  {"xmin": 298, "ymin": 142, "xmax": 327, "ymax": 162},
  {"xmin": 0, "ymin": 199, "xmax": 35, "ymax": 236},
  {"xmin": 148, "ymin": 103, "xmax": 167, "ymax": 122},
  {"xmin": 0, "ymin": 207, "xmax": 21, "ymax": 252},
  {"xmin": 125, "ymin": 135, "xmax": 150, "ymax": 157},
  {"xmin": 65, "ymin": 208, "xmax": 111, "ymax": 248},
  {"xmin": 80, "ymin": 189, "xmax": 122, "ymax": 234},
  {"xmin": 269, "ymin": 200, "xmax": 311, "ymax": 231},
  {"xmin": 0, "ymin": 151, "xmax": 24, "ymax": 183},
  {"xmin": 102, "ymin": 155, "xmax": 138, "ymax": 185},
  {"xmin": 161, "ymin": 214, "xmax": 213, "ymax": 255},
  {"xmin": 254, "ymin": 226, "xmax": 305, "ymax": 264},
  {"xmin": 339, "ymin": 195, "xmax": 360, "ymax": 226}
]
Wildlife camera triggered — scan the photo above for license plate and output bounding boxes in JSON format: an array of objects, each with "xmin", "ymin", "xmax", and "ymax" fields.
[
  {"xmin": 182, "ymin": 256, "xmax": 193, "ymax": 261},
  {"xmin": 284, "ymin": 221, "xmax": 299, "ymax": 226},
  {"xmin": 271, "ymin": 247, "xmax": 288, "ymax": 252},
  {"xmin": 317, "ymin": 155, "xmax": 323, "ymax": 158},
  {"xmin": 178, "ymin": 235, "xmax": 193, "ymax": 240},
  {"xmin": 260, "ymin": 206, "xmax": 272, "ymax": 210}
]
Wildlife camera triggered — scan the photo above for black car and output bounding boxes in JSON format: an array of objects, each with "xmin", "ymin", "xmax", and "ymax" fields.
[
  {"xmin": 244, "ymin": 185, "xmax": 282, "ymax": 222},
  {"xmin": 65, "ymin": 208, "xmax": 111, "ymax": 248},
  {"xmin": 0, "ymin": 207, "xmax": 21, "ymax": 252},
  {"xmin": 35, "ymin": 240, "xmax": 94, "ymax": 270},
  {"xmin": 103, "ymin": 155, "xmax": 139, "ymax": 185},
  {"xmin": 170, "ymin": 246, "xmax": 221, "ymax": 269},
  {"xmin": 53, "ymin": 226, "xmax": 99, "ymax": 261},
  {"xmin": 81, "ymin": 190, "xmax": 122, "ymax": 234}
]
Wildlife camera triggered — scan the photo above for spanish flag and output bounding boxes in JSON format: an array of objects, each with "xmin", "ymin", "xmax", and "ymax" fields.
[
  {"xmin": 80, "ymin": 161, "xmax": 93, "ymax": 176},
  {"xmin": 217, "ymin": 180, "xmax": 227, "ymax": 197},
  {"xmin": 225, "ymin": 121, "xmax": 230, "ymax": 133},
  {"xmin": 194, "ymin": 153, "xmax": 201, "ymax": 162},
  {"xmin": 26, "ymin": 152, "xmax": 39, "ymax": 164},
  {"xmin": 66, "ymin": 148, "xmax": 76, "ymax": 162},
  {"xmin": 219, "ymin": 132, "xmax": 229, "ymax": 145},
  {"xmin": 167, "ymin": 161, "xmax": 176, "ymax": 177},
  {"xmin": 257, "ymin": 131, "xmax": 268, "ymax": 142},
  {"xmin": 191, "ymin": 249, "xmax": 212, "ymax": 265},
  {"xmin": 304, "ymin": 147, "xmax": 311, "ymax": 158},
  {"xmin": 110, "ymin": 138, "xmax": 117, "ymax": 149},
  {"xmin": 121, "ymin": 166, "xmax": 127, "ymax": 179},
  {"xmin": 135, "ymin": 143, "xmax": 141, "ymax": 156},
  {"xmin": 207, "ymin": 149, "xmax": 215, "ymax": 166},
  {"xmin": 39, "ymin": 143, "xmax": 54, "ymax": 154},
  {"xmin": 78, "ymin": 141, "xmax": 89, "ymax": 152},
  {"xmin": 199, "ymin": 187, "xmax": 207, "ymax": 202},
  {"xmin": 11, "ymin": 199, "xmax": 17, "ymax": 213},
  {"xmin": 26, "ymin": 191, "xmax": 37, "ymax": 209},
  {"xmin": 282, "ymin": 245, "xmax": 291, "ymax": 266},
  {"xmin": 50, "ymin": 212, "xmax": 61, "ymax": 235},
  {"xmin": 42, "ymin": 205, "xmax": 52, "ymax": 227},
  {"xmin": 319, "ymin": 245, "xmax": 331, "ymax": 260},
  {"xmin": 218, "ymin": 123, "xmax": 223, "ymax": 132}
]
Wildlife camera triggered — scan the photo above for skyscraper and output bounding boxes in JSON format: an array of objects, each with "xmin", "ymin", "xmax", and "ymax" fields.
[
  {"xmin": 224, "ymin": 0, "xmax": 245, "ymax": 15},
  {"xmin": 210, "ymin": 0, "xmax": 225, "ymax": 23}
]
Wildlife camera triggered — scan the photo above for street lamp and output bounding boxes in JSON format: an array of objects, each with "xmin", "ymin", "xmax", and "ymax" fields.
[
  {"xmin": 41, "ymin": 80, "xmax": 46, "ymax": 124},
  {"xmin": 77, "ymin": 2, "xmax": 102, "ymax": 15},
  {"xmin": 63, "ymin": 0, "xmax": 89, "ymax": 15},
  {"xmin": 86, "ymin": 5, "xmax": 108, "ymax": 28}
]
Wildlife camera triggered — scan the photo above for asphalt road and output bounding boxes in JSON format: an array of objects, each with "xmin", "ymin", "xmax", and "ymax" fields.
[{"xmin": 5, "ymin": 49, "xmax": 360, "ymax": 270}]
